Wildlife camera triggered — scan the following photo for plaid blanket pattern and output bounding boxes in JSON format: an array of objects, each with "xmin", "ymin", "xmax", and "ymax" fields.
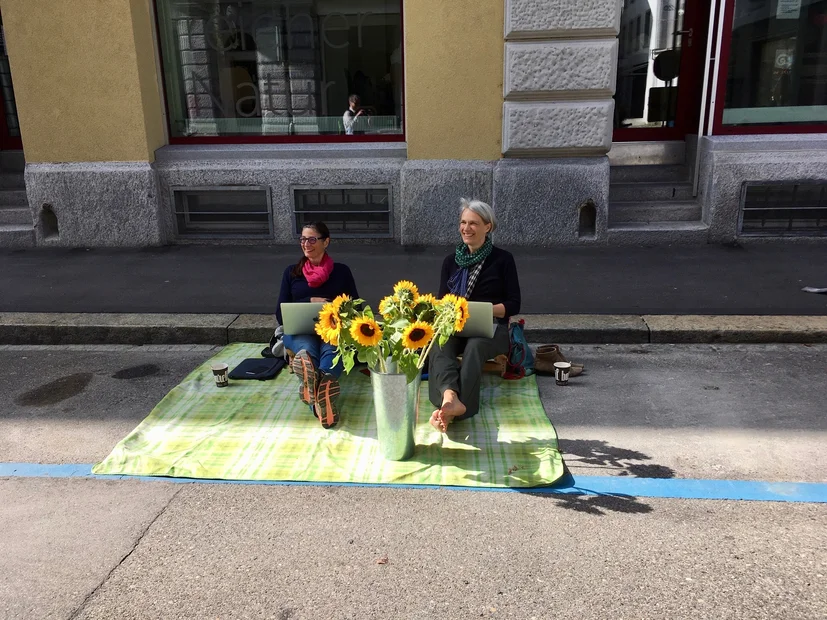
[{"xmin": 93, "ymin": 343, "xmax": 565, "ymax": 487}]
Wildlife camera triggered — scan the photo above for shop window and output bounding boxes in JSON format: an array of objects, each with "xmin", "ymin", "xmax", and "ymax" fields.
[
  {"xmin": 292, "ymin": 187, "xmax": 391, "ymax": 237},
  {"xmin": 155, "ymin": 0, "xmax": 404, "ymax": 142},
  {"xmin": 722, "ymin": 0, "xmax": 827, "ymax": 127}
]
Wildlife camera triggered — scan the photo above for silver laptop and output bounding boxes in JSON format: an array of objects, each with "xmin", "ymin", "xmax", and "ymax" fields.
[
  {"xmin": 456, "ymin": 301, "xmax": 496, "ymax": 338},
  {"xmin": 280, "ymin": 302, "xmax": 325, "ymax": 336}
]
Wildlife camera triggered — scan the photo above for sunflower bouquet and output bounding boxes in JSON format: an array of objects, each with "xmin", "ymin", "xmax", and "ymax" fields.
[{"xmin": 315, "ymin": 280, "xmax": 469, "ymax": 383}]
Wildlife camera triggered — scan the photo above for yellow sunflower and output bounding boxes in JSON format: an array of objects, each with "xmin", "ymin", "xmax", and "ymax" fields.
[
  {"xmin": 331, "ymin": 294, "xmax": 351, "ymax": 312},
  {"xmin": 315, "ymin": 305, "xmax": 341, "ymax": 344},
  {"xmin": 441, "ymin": 294, "xmax": 469, "ymax": 332},
  {"xmin": 350, "ymin": 316, "xmax": 383, "ymax": 347},
  {"xmin": 452, "ymin": 296, "xmax": 470, "ymax": 332},
  {"xmin": 401, "ymin": 321, "xmax": 434, "ymax": 350},
  {"xmin": 416, "ymin": 293, "xmax": 437, "ymax": 306},
  {"xmin": 393, "ymin": 280, "xmax": 419, "ymax": 304},
  {"xmin": 378, "ymin": 295, "xmax": 396, "ymax": 318}
]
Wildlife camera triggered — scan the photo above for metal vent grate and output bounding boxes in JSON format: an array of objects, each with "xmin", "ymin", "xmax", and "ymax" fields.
[
  {"xmin": 740, "ymin": 182, "xmax": 827, "ymax": 237},
  {"xmin": 173, "ymin": 187, "xmax": 272, "ymax": 238},
  {"xmin": 293, "ymin": 187, "xmax": 392, "ymax": 238}
]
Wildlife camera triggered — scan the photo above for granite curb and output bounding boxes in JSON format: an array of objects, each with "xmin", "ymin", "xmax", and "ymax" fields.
[{"xmin": 1, "ymin": 313, "xmax": 826, "ymax": 345}]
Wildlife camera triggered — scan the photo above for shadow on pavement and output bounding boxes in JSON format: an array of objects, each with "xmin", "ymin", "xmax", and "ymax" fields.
[
  {"xmin": 559, "ymin": 438, "xmax": 676, "ymax": 479},
  {"xmin": 544, "ymin": 492, "xmax": 654, "ymax": 516},
  {"xmin": 513, "ymin": 438, "xmax": 676, "ymax": 516}
]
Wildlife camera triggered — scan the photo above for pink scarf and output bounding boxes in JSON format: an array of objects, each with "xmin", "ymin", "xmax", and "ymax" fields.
[{"xmin": 302, "ymin": 253, "xmax": 334, "ymax": 288}]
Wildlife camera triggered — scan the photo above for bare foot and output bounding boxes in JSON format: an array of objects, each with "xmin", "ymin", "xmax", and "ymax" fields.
[{"xmin": 429, "ymin": 390, "xmax": 466, "ymax": 433}]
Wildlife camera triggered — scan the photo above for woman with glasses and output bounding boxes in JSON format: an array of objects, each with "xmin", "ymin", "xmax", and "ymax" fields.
[
  {"xmin": 276, "ymin": 222, "xmax": 359, "ymax": 429},
  {"xmin": 428, "ymin": 199, "xmax": 521, "ymax": 433}
]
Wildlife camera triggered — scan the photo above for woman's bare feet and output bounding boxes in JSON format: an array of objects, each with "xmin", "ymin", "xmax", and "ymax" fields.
[{"xmin": 429, "ymin": 390, "xmax": 467, "ymax": 433}]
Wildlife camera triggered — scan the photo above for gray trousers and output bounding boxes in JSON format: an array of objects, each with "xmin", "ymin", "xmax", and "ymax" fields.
[{"xmin": 428, "ymin": 324, "xmax": 510, "ymax": 421}]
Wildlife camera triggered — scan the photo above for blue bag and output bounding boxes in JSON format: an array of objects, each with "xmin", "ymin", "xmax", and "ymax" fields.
[{"xmin": 504, "ymin": 319, "xmax": 534, "ymax": 379}]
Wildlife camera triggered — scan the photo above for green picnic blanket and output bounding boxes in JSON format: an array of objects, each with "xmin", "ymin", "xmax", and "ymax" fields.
[{"xmin": 93, "ymin": 343, "xmax": 565, "ymax": 487}]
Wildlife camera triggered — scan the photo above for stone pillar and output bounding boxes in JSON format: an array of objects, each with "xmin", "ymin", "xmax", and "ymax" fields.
[
  {"xmin": 254, "ymin": 6, "xmax": 291, "ymax": 135},
  {"xmin": 283, "ymin": 1, "xmax": 322, "ymax": 132},
  {"xmin": 177, "ymin": 13, "xmax": 220, "ymax": 136},
  {"xmin": 495, "ymin": 0, "xmax": 620, "ymax": 245},
  {"xmin": 502, "ymin": 0, "xmax": 619, "ymax": 156}
]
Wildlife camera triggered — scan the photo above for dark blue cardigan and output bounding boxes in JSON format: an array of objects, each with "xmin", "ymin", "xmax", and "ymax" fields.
[
  {"xmin": 276, "ymin": 261, "xmax": 359, "ymax": 324},
  {"xmin": 439, "ymin": 246, "xmax": 521, "ymax": 325}
]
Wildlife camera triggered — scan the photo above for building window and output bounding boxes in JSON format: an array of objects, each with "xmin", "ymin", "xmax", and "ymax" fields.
[
  {"xmin": 293, "ymin": 186, "xmax": 392, "ymax": 237},
  {"xmin": 155, "ymin": 0, "xmax": 404, "ymax": 142},
  {"xmin": 722, "ymin": 0, "xmax": 827, "ymax": 127},
  {"xmin": 644, "ymin": 10, "xmax": 652, "ymax": 48},
  {"xmin": 740, "ymin": 182, "xmax": 827, "ymax": 236},
  {"xmin": 636, "ymin": 15, "xmax": 642, "ymax": 50},
  {"xmin": 173, "ymin": 187, "xmax": 272, "ymax": 237}
]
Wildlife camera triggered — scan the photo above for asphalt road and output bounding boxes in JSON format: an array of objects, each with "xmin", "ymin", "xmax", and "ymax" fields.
[
  {"xmin": 1, "ymin": 344, "xmax": 826, "ymax": 619},
  {"xmin": 3, "ymin": 242, "xmax": 827, "ymax": 315}
]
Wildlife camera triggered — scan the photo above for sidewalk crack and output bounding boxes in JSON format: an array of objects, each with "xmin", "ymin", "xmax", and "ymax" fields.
[
  {"xmin": 641, "ymin": 315, "xmax": 653, "ymax": 343},
  {"xmin": 66, "ymin": 486, "xmax": 184, "ymax": 620},
  {"xmin": 225, "ymin": 313, "xmax": 241, "ymax": 345}
]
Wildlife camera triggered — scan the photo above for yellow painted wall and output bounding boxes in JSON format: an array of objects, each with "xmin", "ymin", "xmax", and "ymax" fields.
[
  {"xmin": 1, "ymin": 0, "xmax": 166, "ymax": 162},
  {"xmin": 403, "ymin": 0, "xmax": 504, "ymax": 160}
]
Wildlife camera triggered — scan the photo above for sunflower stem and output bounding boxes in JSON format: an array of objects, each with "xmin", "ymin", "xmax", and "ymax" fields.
[{"xmin": 417, "ymin": 314, "xmax": 447, "ymax": 369}]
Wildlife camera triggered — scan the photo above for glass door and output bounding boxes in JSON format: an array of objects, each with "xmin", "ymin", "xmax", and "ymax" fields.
[
  {"xmin": 613, "ymin": 0, "xmax": 708, "ymax": 141},
  {"xmin": 0, "ymin": 14, "xmax": 22, "ymax": 151}
]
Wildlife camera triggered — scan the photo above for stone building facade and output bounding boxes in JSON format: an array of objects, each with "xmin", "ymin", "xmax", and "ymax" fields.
[{"xmin": 0, "ymin": 0, "xmax": 825, "ymax": 248}]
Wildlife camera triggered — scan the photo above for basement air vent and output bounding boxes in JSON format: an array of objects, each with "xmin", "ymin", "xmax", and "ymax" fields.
[
  {"xmin": 740, "ymin": 182, "xmax": 827, "ymax": 237},
  {"xmin": 173, "ymin": 187, "xmax": 272, "ymax": 238},
  {"xmin": 292, "ymin": 187, "xmax": 392, "ymax": 238}
]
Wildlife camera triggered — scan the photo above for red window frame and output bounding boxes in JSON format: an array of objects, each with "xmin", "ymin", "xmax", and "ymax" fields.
[
  {"xmin": 152, "ymin": 0, "xmax": 406, "ymax": 145},
  {"xmin": 711, "ymin": 0, "xmax": 827, "ymax": 135}
]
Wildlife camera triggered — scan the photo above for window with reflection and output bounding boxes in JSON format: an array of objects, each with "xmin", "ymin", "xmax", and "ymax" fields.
[
  {"xmin": 723, "ymin": 0, "xmax": 827, "ymax": 126},
  {"xmin": 155, "ymin": 0, "xmax": 404, "ymax": 139},
  {"xmin": 614, "ymin": 0, "xmax": 688, "ymax": 129}
]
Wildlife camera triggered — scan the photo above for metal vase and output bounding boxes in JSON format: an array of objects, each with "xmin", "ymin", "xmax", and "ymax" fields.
[{"xmin": 371, "ymin": 369, "xmax": 421, "ymax": 461}]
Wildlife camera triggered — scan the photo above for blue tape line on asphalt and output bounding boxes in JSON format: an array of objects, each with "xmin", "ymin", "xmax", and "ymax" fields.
[{"xmin": 3, "ymin": 462, "xmax": 827, "ymax": 503}]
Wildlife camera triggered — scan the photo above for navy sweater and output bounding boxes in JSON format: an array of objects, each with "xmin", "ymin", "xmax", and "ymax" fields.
[
  {"xmin": 276, "ymin": 261, "xmax": 359, "ymax": 324},
  {"xmin": 438, "ymin": 246, "xmax": 521, "ymax": 325}
]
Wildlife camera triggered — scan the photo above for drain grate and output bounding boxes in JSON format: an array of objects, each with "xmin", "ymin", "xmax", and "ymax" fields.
[{"xmin": 740, "ymin": 182, "xmax": 827, "ymax": 236}]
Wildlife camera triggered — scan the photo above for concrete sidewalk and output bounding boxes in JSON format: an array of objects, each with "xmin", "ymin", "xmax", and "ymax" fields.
[
  {"xmin": 2, "ymin": 312, "xmax": 827, "ymax": 345},
  {"xmin": 2, "ymin": 344, "xmax": 826, "ymax": 619}
]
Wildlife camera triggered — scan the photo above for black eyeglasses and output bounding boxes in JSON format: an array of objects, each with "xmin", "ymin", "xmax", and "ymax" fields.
[{"xmin": 299, "ymin": 236, "xmax": 324, "ymax": 245}]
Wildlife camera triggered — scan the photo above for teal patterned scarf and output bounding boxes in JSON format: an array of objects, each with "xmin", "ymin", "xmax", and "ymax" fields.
[
  {"xmin": 454, "ymin": 236, "xmax": 493, "ymax": 268},
  {"xmin": 449, "ymin": 237, "xmax": 494, "ymax": 298}
]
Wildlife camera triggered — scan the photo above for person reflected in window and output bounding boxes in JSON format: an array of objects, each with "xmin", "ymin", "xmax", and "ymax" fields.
[
  {"xmin": 276, "ymin": 222, "xmax": 359, "ymax": 429},
  {"xmin": 343, "ymin": 94, "xmax": 367, "ymax": 135}
]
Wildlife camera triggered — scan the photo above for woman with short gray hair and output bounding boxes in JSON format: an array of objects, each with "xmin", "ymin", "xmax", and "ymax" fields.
[{"xmin": 428, "ymin": 198, "xmax": 521, "ymax": 432}]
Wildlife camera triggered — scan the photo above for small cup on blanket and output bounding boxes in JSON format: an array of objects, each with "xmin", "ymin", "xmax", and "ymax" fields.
[
  {"xmin": 211, "ymin": 363, "xmax": 229, "ymax": 387},
  {"xmin": 553, "ymin": 362, "xmax": 571, "ymax": 386}
]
